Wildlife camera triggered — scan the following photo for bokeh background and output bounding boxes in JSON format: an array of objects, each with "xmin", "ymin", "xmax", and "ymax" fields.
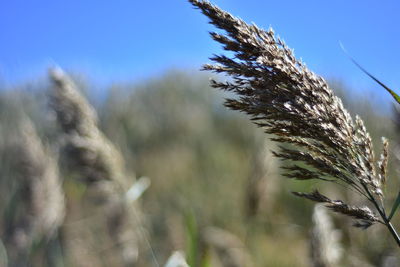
[{"xmin": 1, "ymin": 1, "xmax": 400, "ymax": 266}]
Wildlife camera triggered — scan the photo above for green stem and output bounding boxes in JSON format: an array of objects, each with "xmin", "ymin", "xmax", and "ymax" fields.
[
  {"xmin": 362, "ymin": 184, "xmax": 400, "ymax": 247},
  {"xmin": 386, "ymin": 221, "xmax": 400, "ymax": 247}
]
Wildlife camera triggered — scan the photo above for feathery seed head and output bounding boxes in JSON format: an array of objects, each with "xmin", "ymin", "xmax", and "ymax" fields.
[{"xmin": 190, "ymin": 0, "xmax": 388, "ymax": 227}]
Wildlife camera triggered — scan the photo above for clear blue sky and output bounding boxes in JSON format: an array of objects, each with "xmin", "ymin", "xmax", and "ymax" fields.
[{"xmin": 1, "ymin": 0, "xmax": 400, "ymax": 99}]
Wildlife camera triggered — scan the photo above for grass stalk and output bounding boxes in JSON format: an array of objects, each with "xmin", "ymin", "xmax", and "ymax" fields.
[
  {"xmin": 189, "ymin": 0, "xmax": 400, "ymax": 248},
  {"xmin": 49, "ymin": 67, "xmax": 142, "ymax": 266}
]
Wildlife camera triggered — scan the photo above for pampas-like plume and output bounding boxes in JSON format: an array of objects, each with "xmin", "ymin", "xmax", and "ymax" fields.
[
  {"xmin": 49, "ymin": 68, "xmax": 141, "ymax": 266},
  {"xmin": 49, "ymin": 68, "xmax": 126, "ymax": 186},
  {"xmin": 5, "ymin": 118, "xmax": 65, "ymax": 265},
  {"xmin": 18, "ymin": 118, "xmax": 65, "ymax": 239},
  {"xmin": 189, "ymin": 0, "xmax": 400, "ymax": 245}
]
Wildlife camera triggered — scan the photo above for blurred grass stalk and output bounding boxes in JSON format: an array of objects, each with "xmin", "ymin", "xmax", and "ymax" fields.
[
  {"xmin": 394, "ymin": 106, "xmax": 400, "ymax": 177},
  {"xmin": 4, "ymin": 118, "xmax": 65, "ymax": 266},
  {"xmin": 49, "ymin": 68, "xmax": 142, "ymax": 266},
  {"xmin": 245, "ymin": 139, "xmax": 279, "ymax": 218}
]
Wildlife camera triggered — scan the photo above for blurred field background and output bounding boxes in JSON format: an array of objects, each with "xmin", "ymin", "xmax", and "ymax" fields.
[
  {"xmin": 0, "ymin": 69, "xmax": 399, "ymax": 267},
  {"xmin": 2, "ymin": 1, "xmax": 400, "ymax": 266}
]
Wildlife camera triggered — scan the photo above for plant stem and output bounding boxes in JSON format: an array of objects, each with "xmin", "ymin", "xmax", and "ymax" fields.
[
  {"xmin": 362, "ymin": 183, "xmax": 400, "ymax": 247},
  {"xmin": 385, "ymin": 221, "xmax": 400, "ymax": 247}
]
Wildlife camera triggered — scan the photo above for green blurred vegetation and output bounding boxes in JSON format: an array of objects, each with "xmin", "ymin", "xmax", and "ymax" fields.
[{"xmin": 0, "ymin": 70, "xmax": 399, "ymax": 266}]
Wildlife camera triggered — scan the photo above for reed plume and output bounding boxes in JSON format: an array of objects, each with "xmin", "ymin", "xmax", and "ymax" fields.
[
  {"xmin": 4, "ymin": 117, "xmax": 65, "ymax": 266},
  {"xmin": 49, "ymin": 68, "xmax": 126, "ymax": 187},
  {"xmin": 49, "ymin": 67, "xmax": 141, "ymax": 266},
  {"xmin": 189, "ymin": 0, "xmax": 400, "ymax": 246}
]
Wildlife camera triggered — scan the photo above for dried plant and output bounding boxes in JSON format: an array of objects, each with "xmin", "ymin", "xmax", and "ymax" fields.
[
  {"xmin": 49, "ymin": 68, "xmax": 127, "ymax": 187},
  {"xmin": 49, "ymin": 67, "xmax": 141, "ymax": 266},
  {"xmin": 189, "ymin": 0, "xmax": 400, "ymax": 246},
  {"xmin": 4, "ymin": 117, "xmax": 65, "ymax": 265}
]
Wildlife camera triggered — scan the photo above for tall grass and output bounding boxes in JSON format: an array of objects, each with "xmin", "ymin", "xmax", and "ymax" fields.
[
  {"xmin": 189, "ymin": 0, "xmax": 400, "ymax": 247},
  {"xmin": 3, "ymin": 117, "xmax": 65, "ymax": 266},
  {"xmin": 0, "ymin": 69, "xmax": 398, "ymax": 266},
  {"xmin": 1, "ymin": 17, "xmax": 399, "ymax": 265},
  {"xmin": 49, "ymin": 68, "xmax": 141, "ymax": 266}
]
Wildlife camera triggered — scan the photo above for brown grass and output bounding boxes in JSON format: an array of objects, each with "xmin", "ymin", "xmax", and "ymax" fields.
[
  {"xmin": 49, "ymin": 67, "xmax": 142, "ymax": 266},
  {"xmin": 189, "ymin": 0, "xmax": 400, "ymax": 245}
]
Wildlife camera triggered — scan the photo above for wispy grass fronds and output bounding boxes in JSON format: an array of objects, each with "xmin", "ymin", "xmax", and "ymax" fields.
[
  {"xmin": 49, "ymin": 68, "xmax": 126, "ymax": 186},
  {"xmin": 49, "ymin": 67, "xmax": 141, "ymax": 266},
  {"xmin": 310, "ymin": 205, "xmax": 342, "ymax": 267},
  {"xmin": 189, "ymin": 0, "xmax": 400, "ymax": 245},
  {"xmin": 5, "ymin": 117, "xmax": 65, "ymax": 264},
  {"xmin": 18, "ymin": 118, "xmax": 65, "ymax": 239},
  {"xmin": 293, "ymin": 191, "xmax": 381, "ymax": 228}
]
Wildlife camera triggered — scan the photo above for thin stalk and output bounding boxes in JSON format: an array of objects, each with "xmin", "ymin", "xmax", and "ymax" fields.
[
  {"xmin": 386, "ymin": 222, "xmax": 400, "ymax": 247},
  {"xmin": 362, "ymin": 183, "xmax": 400, "ymax": 247}
]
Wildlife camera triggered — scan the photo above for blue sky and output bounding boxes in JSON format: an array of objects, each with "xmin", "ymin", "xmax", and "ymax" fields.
[{"xmin": 1, "ymin": 0, "xmax": 400, "ymax": 101}]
